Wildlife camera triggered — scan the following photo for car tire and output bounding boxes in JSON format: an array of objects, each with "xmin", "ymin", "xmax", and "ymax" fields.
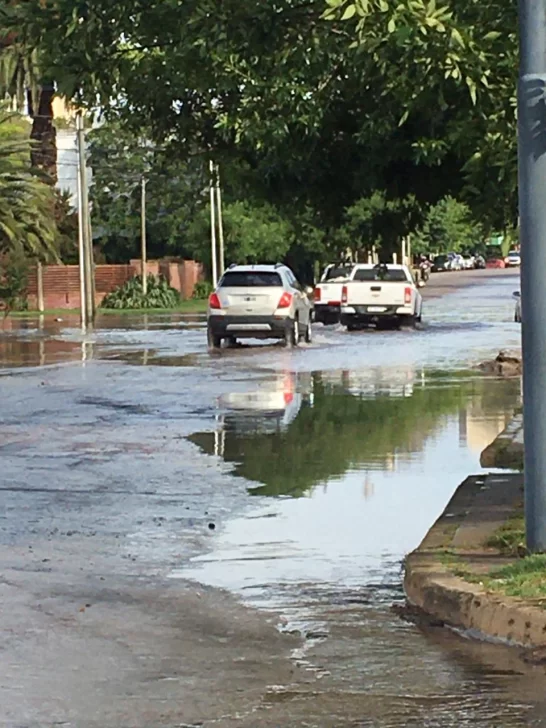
[
  {"xmin": 284, "ymin": 318, "xmax": 298, "ymax": 348},
  {"xmin": 207, "ymin": 325, "xmax": 222, "ymax": 350},
  {"xmin": 304, "ymin": 318, "xmax": 312, "ymax": 344}
]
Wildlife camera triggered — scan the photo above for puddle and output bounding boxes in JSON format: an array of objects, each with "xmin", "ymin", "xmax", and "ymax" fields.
[
  {"xmin": 188, "ymin": 372, "xmax": 520, "ymax": 499},
  {"xmin": 174, "ymin": 371, "xmax": 533, "ymax": 725}
]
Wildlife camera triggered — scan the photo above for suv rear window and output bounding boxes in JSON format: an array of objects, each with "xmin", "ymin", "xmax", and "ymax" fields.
[
  {"xmin": 220, "ymin": 271, "xmax": 283, "ymax": 287},
  {"xmin": 353, "ymin": 268, "xmax": 408, "ymax": 282},
  {"xmin": 324, "ymin": 266, "xmax": 352, "ymax": 281}
]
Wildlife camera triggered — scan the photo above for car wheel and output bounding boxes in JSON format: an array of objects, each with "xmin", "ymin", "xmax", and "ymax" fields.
[
  {"xmin": 304, "ymin": 318, "xmax": 312, "ymax": 343},
  {"xmin": 207, "ymin": 325, "xmax": 222, "ymax": 350},
  {"xmin": 284, "ymin": 318, "xmax": 298, "ymax": 348}
]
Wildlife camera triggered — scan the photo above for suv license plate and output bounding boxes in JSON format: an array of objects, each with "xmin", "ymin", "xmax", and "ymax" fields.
[{"xmin": 368, "ymin": 306, "xmax": 386, "ymax": 312}]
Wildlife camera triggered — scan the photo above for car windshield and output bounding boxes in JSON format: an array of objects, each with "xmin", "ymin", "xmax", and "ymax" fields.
[
  {"xmin": 353, "ymin": 268, "xmax": 408, "ymax": 282},
  {"xmin": 220, "ymin": 271, "xmax": 283, "ymax": 287},
  {"xmin": 435, "ymin": 256, "xmax": 447, "ymax": 263},
  {"xmin": 324, "ymin": 266, "xmax": 352, "ymax": 281}
]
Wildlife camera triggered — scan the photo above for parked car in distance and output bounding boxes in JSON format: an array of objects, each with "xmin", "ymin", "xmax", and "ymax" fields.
[
  {"xmin": 462, "ymin": 255, "xmax": 475, "ymax": 269},
  {"xmin": 505, "ymin": 250, "xmax": 521, "ymax": 267},
  {"xmin": 485, "ymin": 257, "xmax": 506, "ymax": 269},
  {"xmin": 313, "ymin": 263, "xmax": 354, "ymax": 325},
  {"xmin": 207, "ymin": 264, "xmax": 313, "ymax": 349},
  {"xmin": 450, "ymin": 254, "xmax": 464, "ymax": 271},
  {"xmin": 431, "ymin": 254, "xmax": 450, "ymax": 272},
  {"xmin": 474, "ymin": 255, "xmax": 486, "ymax": 269},
  {"xmin": 513, "ymin": 291, "xmax": 521, "ymax": 323},
  {"xmin": 340, "ymin": 263, "xmax": 423, "ymax": 330}
]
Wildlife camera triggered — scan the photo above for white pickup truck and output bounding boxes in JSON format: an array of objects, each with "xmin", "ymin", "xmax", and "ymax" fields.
[
  {"xmin": 313, "ymin": 263, "xmax": 355, "ymax": 325},
  {"xmin": 340, "ymin": 263, "xmax": 423, "ymax": 330}
]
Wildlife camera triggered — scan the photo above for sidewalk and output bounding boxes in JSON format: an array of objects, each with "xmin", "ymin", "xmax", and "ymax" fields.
[{"xmin": 404, "ymin": 472, "xmax": 546, "ymax": 652}]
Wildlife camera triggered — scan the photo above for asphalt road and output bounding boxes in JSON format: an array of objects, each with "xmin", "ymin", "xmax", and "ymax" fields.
[{"xmin": 4, "ymin": 267, "xmax": 545, "ymax": 728}]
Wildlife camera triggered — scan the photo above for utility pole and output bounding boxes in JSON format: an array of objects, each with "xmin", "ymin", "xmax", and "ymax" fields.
[
  {"xmin": 518, "ymin": 0, "xmax": 546, "ymax": 551},
  {"xmin": 215, "ymin": 163, "xmax": 225, "ymax": 277},
  {"xmin": 209, "ymin": 159, "xmax": 218, "ymax": 287},
  {"xmin": 76, "ymin": 114, "xmax": 94, "ymax": 327},
  {"xmin": 141, "ymin": 176, "xmax": 148, "ymax": 296}
]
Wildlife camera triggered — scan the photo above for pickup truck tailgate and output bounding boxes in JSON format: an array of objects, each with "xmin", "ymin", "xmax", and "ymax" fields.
[
  {"xmin": 345, "ymin": 282, "xmax": 410, "ymax": 306},
  {"xmin": 316, "ymin": 282, "xmax": 343, "ymax": 304}
]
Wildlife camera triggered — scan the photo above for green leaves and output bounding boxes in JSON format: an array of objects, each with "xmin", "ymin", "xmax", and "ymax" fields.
[
  {"xmin": 341, "ymin": 4, "xmax": 357, "ymax": 19},
  {"xmin": 0, "ymin": 109, "xmax": 58, "ymax": 262}
]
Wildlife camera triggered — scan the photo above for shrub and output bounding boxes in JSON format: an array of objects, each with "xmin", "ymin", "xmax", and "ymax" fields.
[
  {"xmin": 0, "ymin": 252, "xmax": 29, "ymax": 315},
  {"xmin": 101, "ymin": 275, "xmax": 181, "ymax": 309},
  {"xmin": 192, "ymin": 281, "xmax": 213, "ymax": 300}
]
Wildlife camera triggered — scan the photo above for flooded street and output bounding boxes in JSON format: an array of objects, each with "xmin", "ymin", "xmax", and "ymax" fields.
[{"xmin": 3, "ymin": 268, "xmax": 546, "ymax": 727}]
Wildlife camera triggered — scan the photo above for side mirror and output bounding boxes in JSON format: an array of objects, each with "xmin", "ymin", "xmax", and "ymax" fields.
[{"xmin": 513, "ymin": 291, "xmax": 521, "ymax": 298}]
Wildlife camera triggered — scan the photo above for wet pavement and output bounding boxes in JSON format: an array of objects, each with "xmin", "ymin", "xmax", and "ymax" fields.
[{"xmin": 3, "ymin": 268, "xmax": 546, "ymax": 727}]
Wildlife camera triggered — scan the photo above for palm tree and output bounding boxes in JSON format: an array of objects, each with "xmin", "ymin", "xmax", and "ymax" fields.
[
  {"xmin": 0, "ymin": 5, "xmax": 57, "ymax": 181},
  {"xmin": 0, "ymin": 109, "xmax": 58, "ymax": 260}
]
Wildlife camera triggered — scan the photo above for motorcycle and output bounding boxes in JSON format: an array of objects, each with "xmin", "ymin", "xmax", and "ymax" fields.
[{"xmin": 419, "ymin": 260, "xmax": 431, "ymax": 285}]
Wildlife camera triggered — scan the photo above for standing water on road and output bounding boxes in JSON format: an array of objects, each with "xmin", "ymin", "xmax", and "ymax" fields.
[{"xmin": 4, "ymin": 270, "xmax": 546, "ymax": 726}]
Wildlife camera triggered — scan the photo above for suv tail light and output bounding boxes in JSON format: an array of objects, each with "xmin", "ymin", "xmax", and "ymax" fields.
[
  {"xmin": 278, "ymin": 292, "xmax": 293, "ymax": 309},
  {"xmin": 314, "ymin": 287, "xmax": 321, "ymax": 302},
  {"xmin": 209, "ymin": 292, "xmax": 222, "ymax": 309},
  {"xmin": 404, "ymin": 287, "xmax": 412, "ymax": 304},
  {"xmin": 341, "ymin": 285, "xmax": 348, "ymax": 305}
]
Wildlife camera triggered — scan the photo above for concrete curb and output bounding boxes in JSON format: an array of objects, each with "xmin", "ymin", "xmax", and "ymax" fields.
[
  {"xmin": 403, "ymin": 474, "xmax": 546, "ymax": 649},
  {"xmin": 480, "ymin": 415, "xmax": 523, "ymax": 470}
]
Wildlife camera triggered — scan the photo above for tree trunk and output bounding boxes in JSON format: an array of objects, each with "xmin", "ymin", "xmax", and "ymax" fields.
[{"xmin": 30, "ymin": 81, "xmax": 57, "ymax": 183}]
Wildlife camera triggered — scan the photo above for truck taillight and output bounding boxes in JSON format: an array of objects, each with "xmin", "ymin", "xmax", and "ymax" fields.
[
  {"xmin": 404, "ymin": 287, "xmax": 412, "ymax": 304},
  {"xmin": 314, "ymin": 287, "xmax": 321, "ymax": 302},
  {"xmin": 278, "ymin": 292, "xmax": 293, "ymax": 309},
  {"xmin": 341, "ymin": 286, "xmax": 348, "ymax": 305},
  {"xmin": 209, "ymin": 292, "xmax": 222, "ymax": 309}
]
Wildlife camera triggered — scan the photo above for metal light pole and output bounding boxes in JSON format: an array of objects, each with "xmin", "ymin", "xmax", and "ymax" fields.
[
  {"xmin": 141, "ymin": 176, "xmax": 148, "ymax": 296},
  {"xmin": 76, "ymin": 113, "xmax": 94, "ymax": 327},
  {"xmin": 518, "ymin": 0, "xmax": 546, "ymax": 551},
  {"xmin": 209, "ymin": 159, "xmax": 218, "ymax": 287},
  {"xmin": 215, "ymin": 163, "xmax": 225, "ymax": 277}
]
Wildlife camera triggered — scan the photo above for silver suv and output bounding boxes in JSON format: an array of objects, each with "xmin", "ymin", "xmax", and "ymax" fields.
[{"xmin": 207, "ymin": 264, "xmax": 313, "ymax": 349}]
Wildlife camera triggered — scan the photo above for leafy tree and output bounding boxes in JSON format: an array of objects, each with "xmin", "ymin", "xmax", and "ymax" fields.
[
  {"xmin": 0, "ymin": 110, "xmax": 58, "ymax": 261},
  {"xmin": 88, "ymin": 120, "xmax": 209, "ymax": 262},
  {"xmin": 186, "ymin": 200, "xmax": 293, "ymax": 268},
  {"xmin": 335, "ymin": 192, "xmax": 422, "ymax": 259},
  {"xmin": 15, "ymin": 0, "xmax": 518, "ymax": 257},
  {"xmin": 0, "ymin": 3, "xmax": 57, "ymax": 180},
  {"xmin": 412, "ymin": 196, "xmax": 480, "ymax": 254}
]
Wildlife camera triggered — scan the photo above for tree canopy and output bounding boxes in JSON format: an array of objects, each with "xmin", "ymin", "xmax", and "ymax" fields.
[{"xmin": 4, "ymin": 0, "xmax": 517, "ymax": 267}]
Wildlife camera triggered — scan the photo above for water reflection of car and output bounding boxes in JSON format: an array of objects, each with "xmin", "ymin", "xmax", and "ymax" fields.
[
  {"xmin": 513, "ymin": 291, "xmax": 521, "ymax": 323},
  {"xmin": 219, "ymin": 384, "xmax": 303, "ymax": 433}
]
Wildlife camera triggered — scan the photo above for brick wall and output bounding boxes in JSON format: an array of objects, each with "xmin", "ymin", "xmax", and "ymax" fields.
[{"xmin": 26, "ymin": 260, "xmax": 204, "ymax": 310}]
